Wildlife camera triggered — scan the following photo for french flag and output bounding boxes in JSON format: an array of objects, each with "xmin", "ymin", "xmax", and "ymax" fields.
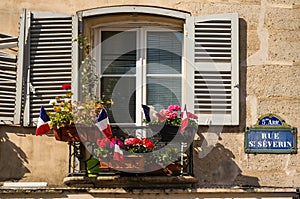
[
  {"xmin": 142, "ymin": 104, "xmax": 151, "ymax": 122},
  {"xmin": 95, "ymin": 108, "xmax": 112, "ymax": 138},
  {"xmin": 36, "ymin": 106, "xmax": 51, "ymax": 136},
  {"xmin": 180, "ymin": 105, "xmax": 188, "ymax": 134},
  {"xmin": 113, "ymin": 143, "xmax": 124, "ymax": 162}
]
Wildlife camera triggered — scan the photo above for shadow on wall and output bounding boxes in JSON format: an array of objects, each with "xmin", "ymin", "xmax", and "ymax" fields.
[
  {"xmin": 0, "ymin": 131, "xmax": 30, "ymax": 181},
  {"xmin": 191, "ymin": 18, "xmax": 256, "ymax": 187},
  {"xmin": 193, "ymin": 134, "xmax": 259, "ymax": 187}
]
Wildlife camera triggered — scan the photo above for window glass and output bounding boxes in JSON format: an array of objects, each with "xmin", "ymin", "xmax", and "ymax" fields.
[
  {"xmin": 147, "ymin": 77, "xmax": 181, "ymax": 109},
  {"xmin": 101, "ymin": 77, "xmax": 136, "ymax": 123},
  {"xmin": 101, "ymin": 31, "xmax": 136, "ymax": 74},
  {"xmin": 146, "ymin": 31, "xmax": 182, "ymax": 109},
  {"xmin": 99, "ymin": 29, "xmax": 182, "ymax": 124},
  {"xmin": 147, "ymin": 32, "xmax": 182, "ymax": 74}
]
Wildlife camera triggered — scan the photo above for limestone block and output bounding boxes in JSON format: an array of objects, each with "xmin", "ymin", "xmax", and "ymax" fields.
[
  {"xmin": 257, "ymin": 97, "xmax": 300, "ymax": 127},
  {"xmin": 268, "ymin": 30, "xmax": 300, "ymax": 62},
  {"xmin": 265, "ymin": 7, "xmax": 299, "ymax": 30},
  {"xmin": 247, "ymin": 65, "xmax": 300, "ymax": 98}
]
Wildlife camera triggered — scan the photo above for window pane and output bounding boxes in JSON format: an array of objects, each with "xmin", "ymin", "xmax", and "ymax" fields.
[
  {"xmin": 101, "ymin": 77, "xmax": 136, "ymax": 123},
  {"xmin": 147, "ymin": 32, "xmax": 182, "ymax": 74},
  {"xmin": 147, "ymin": 77, "xmax": 181, "ymax": 109},
  {"xmin": 101, "ymin": 31, "xmax": 136, "ymax": 74}
]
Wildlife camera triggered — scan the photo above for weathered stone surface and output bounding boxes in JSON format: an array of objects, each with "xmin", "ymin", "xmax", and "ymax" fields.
[
  {"xmin": 247, "ymin": 65, "xmax": 300, "ymax": 97},
  {"xmin": 268, "ymin": 30, "xmax": 300, "ymax": 62},
  {"xmin": 63, "ymin": 175, "xmax": 198, "ymax": 188}
]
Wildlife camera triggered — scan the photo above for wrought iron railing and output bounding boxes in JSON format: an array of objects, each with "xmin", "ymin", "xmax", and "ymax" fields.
[{"xmin": 67, "ymin": 125, "xmax": 194, "ymax": 177}]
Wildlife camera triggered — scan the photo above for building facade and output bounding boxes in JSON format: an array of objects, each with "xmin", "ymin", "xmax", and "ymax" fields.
[{"xmin": 0, "ymin": 0, "xmax": 299, "ymax": 198}]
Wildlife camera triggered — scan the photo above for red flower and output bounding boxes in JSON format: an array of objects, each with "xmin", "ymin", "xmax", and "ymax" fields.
[
  {"xmin": 110, "ymin": 137, "xmax": 124, "ymax": 148},
  {"xmin": 96, "ymin": 137, "xmax": 110, "ymax": 148},
  {"xmin": 125, "ymin": 138, "xmax": 142, "ymax": 146},
  {"xmin": 142, "ymin": 138, "xmax": 154, "ymax": 149},
  {"xmin": 62, "ymin": 84, "xmax": 71, "ymax": 90}
]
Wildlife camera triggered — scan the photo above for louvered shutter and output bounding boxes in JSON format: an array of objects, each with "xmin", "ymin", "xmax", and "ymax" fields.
[
  {"xmin": 186, "ymin": 13, "xmax": 239, "ymax": 125},
  {"xmin": 20, "ymin": 10, "xmax": 78, "ymax": 126},
  {"xmin": 0, "ymin": 34, "xmax": 20, "ymax": 124}
]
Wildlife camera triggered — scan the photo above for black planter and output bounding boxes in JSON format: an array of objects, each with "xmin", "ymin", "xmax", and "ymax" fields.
[{"xmin": 149, "ymin": 124, "xmax": 197, "ymax": 142}]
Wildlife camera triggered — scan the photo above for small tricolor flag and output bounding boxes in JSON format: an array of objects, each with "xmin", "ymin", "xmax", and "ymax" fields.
[
  {"xmin": 113, "ymin": 144, "xmax": 124, "ymax": 162},
  {"xmin": 36, "ymin": 106, "xmax": 51, "ymax": 136},
  {"xmin": 142, "ymin": 104, "xmax": 151, "ymax": 122},
  {"xmin": 95, "ymin": 108, "xmax": 113, "ymax": 138},
  {"xmin": 180, "ymin": 105, "xmax": 188, "ymax": 134}
]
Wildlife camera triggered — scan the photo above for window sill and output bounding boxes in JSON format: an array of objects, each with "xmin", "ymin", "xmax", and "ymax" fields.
[{"xmin": 63, "ymin": 175, "xmax": 198, "ymax": 188}]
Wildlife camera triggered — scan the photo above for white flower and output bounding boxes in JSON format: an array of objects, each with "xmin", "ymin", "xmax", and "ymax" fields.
[
  {"xmin": 77, "ymin": 106, "xmax": 84, "ymax": 110},
  {"xmin": 62, "ymin": 98, "xmax": 71, "ymax": 102},
  {"xmin": 49, "ymin": 99, "xmax": 57, "ymax": 105},
  {"xmin": 149, "ymin": 106, "xmax": 158, "ymax": 122}
]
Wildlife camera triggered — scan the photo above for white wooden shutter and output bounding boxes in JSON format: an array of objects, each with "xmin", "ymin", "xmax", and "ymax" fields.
[
  {"xmin": 20, "ymin": 10, "xmax": 78, "ymax": 126},
  {"xmin": 0, "ymin": 33, "xmax": 20, "ymax": 124},
  {"xmin": 186, "ymin": 13, "xmax": 239, "ymax": 125}
]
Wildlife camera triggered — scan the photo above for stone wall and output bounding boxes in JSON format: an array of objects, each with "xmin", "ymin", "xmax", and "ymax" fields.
[{"xmin": 0, "ymin": 0, "xmax": 299, "ymax": 188}]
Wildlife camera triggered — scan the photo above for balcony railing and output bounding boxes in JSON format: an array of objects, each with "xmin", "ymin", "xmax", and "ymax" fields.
[{"xmin": 67, "ymin": 125, "xmax": 195, "ymax": 178}]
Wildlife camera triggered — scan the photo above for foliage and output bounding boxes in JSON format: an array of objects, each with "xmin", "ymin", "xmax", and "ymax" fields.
[
  {"xmin": 49, "ymin": 35, "xmax": 113, "ymax": 129},
  {"xmin": 73, "ymin": 97, "xmax": 112, "ymax": 127},
  {"xmin": 94, "ymin": 137, "xmax": 113, "ymax": 159},
  {"xmin": 74, "ymin": 34, "xmax": 99, "ymax": 101},
  {"xmin": 154, "ymin": 148, "xmax": 180, "ymax": 165},
  {"xmin": 48, "ymin": 84, "xmax": 112, "ymax": 129},
  {"xmin": 48, "ymin": 84, "xmax": 74, "ymax": 129}
]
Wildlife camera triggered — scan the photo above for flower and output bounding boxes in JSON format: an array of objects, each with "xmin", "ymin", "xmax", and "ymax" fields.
[
  {"xmin": 62, "ymin": 83, "xmax": 71, "ymax": 90},
  {"xmin": 48, "ymin": 84, "xmax": 112, "ymax": 129},
  {"xmin": 94, "ymin": 137, "xmax": 114, "ymax": 159},
  {"xmin": 93, "ymin": 136, "xmax": 155, "ymax": 160},
  {"xmin": 124, "ymin": 137, "xmax": 155, "ymax": 153},
  {"xmin": 73, "ymin": 99, "xmax": 110, "ymax": 127},
  {"xmin": 144, "ymin": 104, "xmax": 198, "ymax": 128},
  {"xmin": 48, "ymin": 89, "xmax": 74, "ymax": 129}
]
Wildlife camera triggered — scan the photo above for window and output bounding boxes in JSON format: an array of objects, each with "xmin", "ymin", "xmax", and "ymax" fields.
[
  {"xmin": 94, "ymin": 27, "xmax": 183, "ymax": 125},
  {"xmin": 12, "ymin": 6, "xmax": 239, "ymax": 126}
]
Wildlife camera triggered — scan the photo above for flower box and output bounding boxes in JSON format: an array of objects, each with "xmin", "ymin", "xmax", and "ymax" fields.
[
  {"xmin": 53, "ymin": 126, "xmax": 80, "ymax": 142},
  {"xmin": 149, "ymin": 124, "xmax": 197, "ymax": 142},
  {"xmin": 99, "ymin": 155, "xmax": 145, "ymax": 172},
  {"xmin": 76, "ymin": 125, "xmax": 100, "ymax": 143},
  {"xmin": 150, "ymin": 124, "xmax": 179, "ymax": 142}
]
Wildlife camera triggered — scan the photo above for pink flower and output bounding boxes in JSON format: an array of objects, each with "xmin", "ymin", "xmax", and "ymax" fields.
[
  {"xmin": 168, "ymin": 104, "xmax": 181, "ymax": 112},
  {"xmin": 96, "ymin": 137, "xmax": 110, "ymax": 148},
  {"xmin": 156, "ymin": 112, "xmax": 167, "ymax": 122},
  {"xmin": 110, "ymin": 137, "xmax": 124, "ymax": 148}
]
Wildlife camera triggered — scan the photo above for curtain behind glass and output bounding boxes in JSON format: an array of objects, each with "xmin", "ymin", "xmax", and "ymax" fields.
[
  {"xmin": 146, "ymin": 31, "xmax": 182, "ymax": 109},
  {"xmin": 101, "ymin": 31, "xmax": 137, "ymax": 123}
]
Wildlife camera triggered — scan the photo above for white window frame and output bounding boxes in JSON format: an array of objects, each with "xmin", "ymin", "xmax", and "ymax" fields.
[{"xmin": 93, "ymin": 25, "xmax": 184, "ymax": 126}]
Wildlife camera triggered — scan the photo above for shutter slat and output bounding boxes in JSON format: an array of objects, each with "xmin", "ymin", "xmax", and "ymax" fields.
[
  {"xmin": 195, "ymin": 33, "xmax": 231, "ymax": 36},
  {"xmin": 30, "ymin": 76, "xmax": 71, "ymax": 81},
  {"xmin": 30, "ymin": 50, "xmax": 72, "ymax": 54}
]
